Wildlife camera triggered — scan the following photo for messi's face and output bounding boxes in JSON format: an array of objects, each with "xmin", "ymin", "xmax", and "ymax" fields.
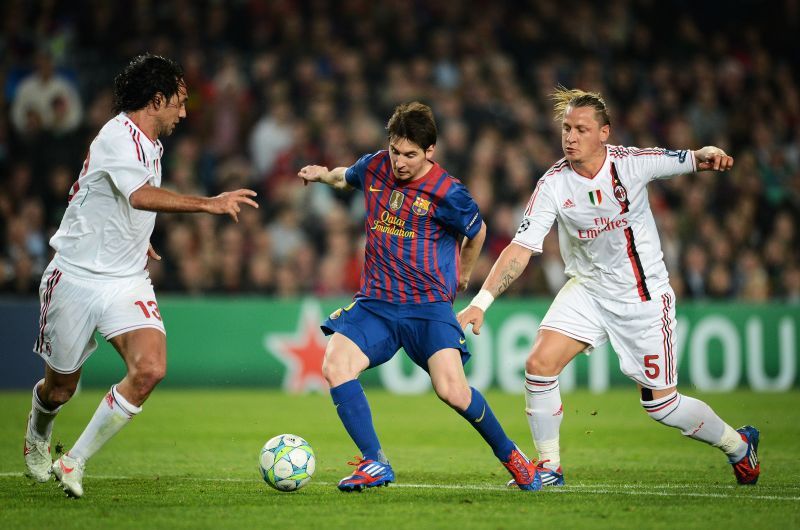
[
  {"xmin": 561, "ymin": 105, "xmax": 609, "ymax": 165},
  {"xmin": 389, "ymin": 137, "xmax": 435, "ymax": 181}
]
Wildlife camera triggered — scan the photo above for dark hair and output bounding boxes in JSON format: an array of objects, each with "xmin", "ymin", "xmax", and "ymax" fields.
[
  {"xmin": 386, "ymin": 102, "xmax": 437, "ymax": 150},
  {"xmin": 112, "ymin": 54, "xmax": 185, "ymax": 114}
]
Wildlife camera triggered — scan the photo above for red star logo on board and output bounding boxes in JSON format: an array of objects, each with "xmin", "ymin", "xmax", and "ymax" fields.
[{"xmin": 264, "ymin": 300, "xmax": 329, "ymax": 393}]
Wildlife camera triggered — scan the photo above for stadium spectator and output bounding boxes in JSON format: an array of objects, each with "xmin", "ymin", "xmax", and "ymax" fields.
[{"xmin": 0, "ymin": 0, "xmax": 797, "ymax": 302}]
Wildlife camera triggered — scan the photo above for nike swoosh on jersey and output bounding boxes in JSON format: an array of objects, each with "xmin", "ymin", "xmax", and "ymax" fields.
[{"xmin": 369, "ymin": 186, "xmax": 383, "ymax": 192}]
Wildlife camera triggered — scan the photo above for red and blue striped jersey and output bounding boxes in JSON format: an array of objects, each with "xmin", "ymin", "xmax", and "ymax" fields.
[{"xmin": 345, "ymin": 150, "xmax": 482, "ymax": 304}]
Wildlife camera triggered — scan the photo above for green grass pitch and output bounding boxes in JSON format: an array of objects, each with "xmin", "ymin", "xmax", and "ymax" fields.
[{"xmin": 1, "ymin": 389, "xmax": 798, "ymax": 529}]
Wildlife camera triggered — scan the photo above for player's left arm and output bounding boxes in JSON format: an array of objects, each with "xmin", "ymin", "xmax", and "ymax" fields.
[
  {"xmin": 694, "ymin": 146, "xmax": 734, "ymax": 172},
  {"xmin": 458, "ymin": 221, "xmax": 486, "ymax": 292}
]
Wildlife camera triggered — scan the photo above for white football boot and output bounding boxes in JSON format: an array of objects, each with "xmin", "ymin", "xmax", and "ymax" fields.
[
  {"xmin": 23, "ymin": 425, "xmax": 53, "ymax": 482},
  {"xmin": 52, "ymin": 453, "xmax": 86, "ymax": 498}
]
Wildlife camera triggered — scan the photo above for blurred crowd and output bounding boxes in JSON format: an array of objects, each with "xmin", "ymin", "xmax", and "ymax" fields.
[{"xmin": 1, "ymin": 0, "xmax": 799, "ymax": 303}]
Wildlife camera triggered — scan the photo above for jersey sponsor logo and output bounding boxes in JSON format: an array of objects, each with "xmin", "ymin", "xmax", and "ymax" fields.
[
  {"xmin": 389, "ymin": 190, "xmax": 404, "ymax": 211},
  {"xmin": 517, "ymin": 218, "xmax": 531, "ymax": 234},
  {"xmin": 562, "ymin": 198, "xmax": 575, "ymax": 209},
  {"xmin": 371, "ymin": 210, "xmax": 416, "ymax": 238},
  {"xmin": 411, "ymin": 196, "xmax": 430, "ymax": 216},
  {"xmin": 614, "ymin": 184, "xmax": 627, "ymax": 203},
  {"xmin": 369, "ymin": 185, "xmax": 383, "ymax": 192},
  {"xmin": 577, "ymin": 217, "xmax": 629, "ymax": 239},
  {"xmin": 588, "ymin": 190, "xmax": 603, "ymax": 205}
]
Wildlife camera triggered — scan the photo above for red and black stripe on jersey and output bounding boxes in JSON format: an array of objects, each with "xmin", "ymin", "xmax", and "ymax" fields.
[{"xmin": 610, "ymin": 162, "xmax": 650, "ymax": 302}]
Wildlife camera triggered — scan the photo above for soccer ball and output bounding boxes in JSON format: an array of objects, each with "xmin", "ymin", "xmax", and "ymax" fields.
[{"xmin": 259, "ymin": 434, "xmax": 315, "ymax": 492}]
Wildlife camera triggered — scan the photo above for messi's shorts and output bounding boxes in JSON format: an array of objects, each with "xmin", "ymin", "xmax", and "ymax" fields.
[{"xmin": 321, "ymin": 297, "xmax": 470, "ymax": 370}]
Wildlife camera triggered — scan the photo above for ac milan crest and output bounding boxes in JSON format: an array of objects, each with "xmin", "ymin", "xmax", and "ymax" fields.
[{"xmin": 614, "ymin": 185, "xmax": 627, "ymax": 203}]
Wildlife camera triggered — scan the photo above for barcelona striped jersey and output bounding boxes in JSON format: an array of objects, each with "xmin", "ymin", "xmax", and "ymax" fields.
[{"xmin": 345, "ymin": 150, "xmax": 482, "ymax": 304}]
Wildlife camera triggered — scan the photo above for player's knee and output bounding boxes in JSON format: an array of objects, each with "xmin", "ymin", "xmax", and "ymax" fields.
[
  {"xmin": 526, "ymin": 353, "xmax": 561, "ymax": 377},
  {"xmin": 322, "ymin": 356, "xmax": 354, "ymax": 387},
  {"xmin": 42, "ymin": 384, "xmax": 77, "ymax": 407},
  {"xmin": 131, "ymin": 357, "xmax": 166, "ymax": 392},
  {"xmin": 434, "ymin": 382, "xmax": 471, "ymax": 411}
]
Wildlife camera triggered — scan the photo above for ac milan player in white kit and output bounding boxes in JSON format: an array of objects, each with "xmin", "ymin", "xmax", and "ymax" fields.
[
  {"xmin": 458, "ymin": 87, "xmax": 760, "ymax": 487},
  {"xmin": 23, "ymin": 54, "xmax": 258, "ymax": 497}
]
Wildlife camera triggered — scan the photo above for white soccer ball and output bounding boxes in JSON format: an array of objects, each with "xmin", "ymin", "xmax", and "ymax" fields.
[{"xmin": 259, "ymin": 434, "xmax": 316, "ymax": 492}]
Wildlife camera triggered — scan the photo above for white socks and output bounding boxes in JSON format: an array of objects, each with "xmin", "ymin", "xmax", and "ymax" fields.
[
  {"xmin": 641, "ymin": 391, "xmax": 747, "ymax": 462},
  {"xmin": 69, "ymin": 385, "xmax": 141, "ymax": 462},
  {"xmin": 27, "ymin": 379, "xmax": 61, "ymax": 441},
  {"xmin": 524, "ymin": 373, "xmax": 562, "ymax": 470}
]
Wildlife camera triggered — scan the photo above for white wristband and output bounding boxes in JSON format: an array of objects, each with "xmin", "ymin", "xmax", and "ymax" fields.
[{"xmin": 470, "ymin": 289, "xmax": 495, "ymax": 312}]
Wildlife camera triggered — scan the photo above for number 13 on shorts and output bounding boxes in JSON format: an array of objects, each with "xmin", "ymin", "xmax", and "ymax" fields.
[{"xmin": 135, "ymin": 300, "xmax": 162, "ymax": 321}]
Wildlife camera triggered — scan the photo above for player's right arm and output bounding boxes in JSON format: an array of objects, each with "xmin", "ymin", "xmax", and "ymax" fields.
[
  {"xmin": 457, "ymin": 243, "xmax": 533, "ymax": 335},
  {"xmin": 457, "ymin": 174, "xmax": 558, "ymax": 335},
  {"xmin": 297, "ymin": 166, "xmax": 352, "ymax": 190},
  {"xmin": 129, "ymin": 185, "xmax": 258, "ymax": 222}
]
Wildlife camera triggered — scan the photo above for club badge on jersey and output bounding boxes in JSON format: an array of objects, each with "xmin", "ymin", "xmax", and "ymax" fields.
[{"xmin": 412, "ymin": 196, "xmax": 430, "ymax": 216}]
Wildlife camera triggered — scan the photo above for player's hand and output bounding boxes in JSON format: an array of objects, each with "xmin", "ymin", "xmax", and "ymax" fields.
[
  {"xmin": 147, "ymin": 243, "xmax": 161, "ymax": 261},
  {"xmin": 298, "ymin": 165, "xmax": 329, "ymax": 186},
  {"xmin": 457, "ymin": 305, "xmax": 485, "ymax": 335},
  {"xmin": 695, "ymin": 147, "xmax": 734, "ymax": 172},
  {"xmin": 208, "ymin": 189, "xmax": 258, "ymax": 222}
]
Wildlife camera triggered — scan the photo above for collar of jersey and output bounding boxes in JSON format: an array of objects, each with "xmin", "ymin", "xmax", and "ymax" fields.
[
  {"xmin": 569, "ymin": 146, "xmax": 609, "ymax": 181},
  {"xmin": 118, "ymin": 112, "xmax": 160, "ymax": 149}
]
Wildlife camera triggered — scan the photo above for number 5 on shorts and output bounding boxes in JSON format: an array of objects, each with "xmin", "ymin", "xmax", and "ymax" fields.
[{"xmin": 644, "ymin": 354, "xmax": 660, "ymax": 379}]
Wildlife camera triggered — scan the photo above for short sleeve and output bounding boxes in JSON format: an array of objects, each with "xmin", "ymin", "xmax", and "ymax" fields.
[
  {"xmin": 511, "ymin": 177, "xmax": 558, "ymax": 254},
  {"xmin": 434, "ymin": 181, "xmax": 483, "ymax": 239},
  {"xmin": 345, "ymin": 151, "xmax": 381, "ymax": 191},
  {"xmin": 95, "ymin": 134, "xmax": 154, "ymax": 200},
  {"xmin": 624, "ymin": 147, "xmax": 696, "ymax": 183}
]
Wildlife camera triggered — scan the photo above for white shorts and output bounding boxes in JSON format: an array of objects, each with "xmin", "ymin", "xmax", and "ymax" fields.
[
  {"xmin": 33, "ymin": 262, "xmax": 166, "ymax": 374},
  {"xmin": 540, "ymin": 278, "xmax": 677, "ymax": 389}
]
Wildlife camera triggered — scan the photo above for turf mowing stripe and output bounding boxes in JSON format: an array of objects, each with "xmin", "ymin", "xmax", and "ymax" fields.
[{"xmin": 3, "ymin": 472, "xmax": 798, "ymax": 501}]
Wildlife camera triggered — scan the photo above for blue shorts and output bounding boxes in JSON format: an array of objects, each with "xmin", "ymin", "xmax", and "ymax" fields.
[{"xmin": 321, "ymin": 298, "xmax": 470, "ymax": 370}]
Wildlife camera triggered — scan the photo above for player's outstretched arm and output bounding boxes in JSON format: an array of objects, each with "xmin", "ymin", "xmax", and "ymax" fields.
[
  {"xmin": 694, "ymin": 146, "xmax": 734, "ymax": 172},
  {"xmin": 457, "ymin": 242, "xmax": 533, "ymax": 334},
  {"xmin": 129, "ymin": 184, "xmax": 258, "ymax": 222},
  {"xmin": 297, "ymin": 165, "xmax": 351, "ymax": 190},
  {"xmin": 458, "ymin": 221, "xmax": 486, "ymax": 292}
]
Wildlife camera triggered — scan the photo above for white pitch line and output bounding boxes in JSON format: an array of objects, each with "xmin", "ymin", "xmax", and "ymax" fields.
[{"xmin": 2, "ymin": 472, "xmax": 797, "ymax": 501}]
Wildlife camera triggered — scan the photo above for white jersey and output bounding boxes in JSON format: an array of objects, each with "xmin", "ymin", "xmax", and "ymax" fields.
[
  {"xmin": 50, "ymin": 113, "xmax": 163, "ymax": 278},
  {"xmin": 513, "ymin": 145, "xmax": 696, "ymax": 303}
]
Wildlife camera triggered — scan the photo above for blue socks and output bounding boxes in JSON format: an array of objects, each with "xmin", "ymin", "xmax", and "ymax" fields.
[
  {"xmin": 332, "ymin": 381, "xmax": 513, "ymax": 464},
  {"xmin": 457, "ymin": 387, "xmax": 515, "ymax": 462},
  {"xmin": 330, "ymin": 380, "xmax": 384, "ymax": 463}
]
